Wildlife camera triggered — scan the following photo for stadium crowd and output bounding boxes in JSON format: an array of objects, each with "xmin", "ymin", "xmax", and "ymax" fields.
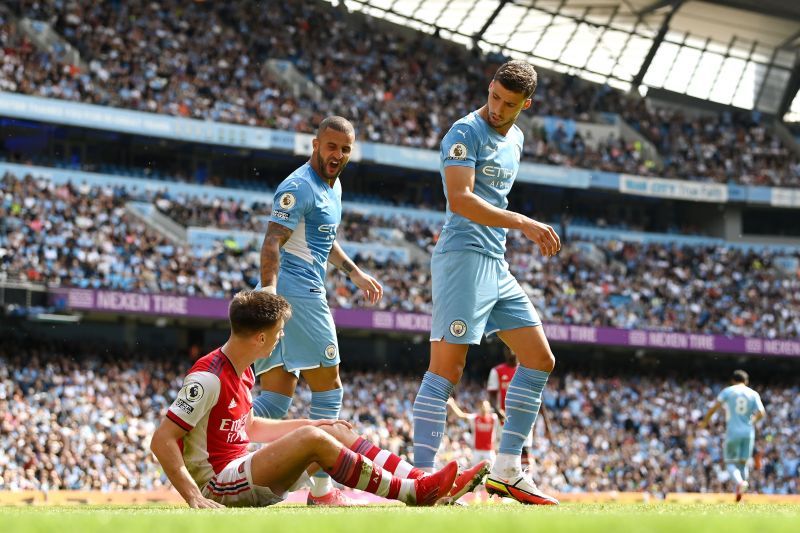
[
  {"xmin": 2, "ymin": 171, "xmax": 799, "ymax": 339},
  {"xmin": 0, "ymin": 172, "xmax": 260, "ymax": 296},
  {"xmin": 0, "ymin": 338, "xmax": 175, "ymax": 490},
  {"xmin": 0, "ymin": 336, "xmax": 797, "ymax": 495},
  {"xmin": 2, "ymin": 1, "xmax": 800, "ymax": 187}
]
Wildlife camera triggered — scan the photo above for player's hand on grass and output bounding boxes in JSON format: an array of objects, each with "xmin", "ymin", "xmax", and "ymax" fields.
[
  {"xmin": 350, "ymin": 269, "xmax": 383, "ymax": 305},
  {"xmin": 187, "ymin": 495, "xmax": 225, "ymax": 509},
  {"xmin": 521, "ymin": 218, "xmax": 560, "ymax": 257}
]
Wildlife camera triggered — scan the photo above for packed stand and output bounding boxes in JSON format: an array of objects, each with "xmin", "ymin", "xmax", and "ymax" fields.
[
  {"xmin": 620, "ymin": 105, "xmax": 800, "ymax": 187},
  {"xmin": 1, "ymin": 337, "xmax": 797, "ymax": 495},
  {"xmin": 0, "ymin": 338, "xmax": 180, "ymax": 490},
  {"xmin": 3, "ymin": 171, "xmax": 799, "ymax": 338},
  {"xmin": 0, "ymin": 172, "xmax": 259, "ymax": 296},
  {"xmin": 4, "ymin": 1, "xmax": 800, "ymax": 187},
  {"xmin": 149, "ymin": 184, "xmax": 800, "ymax": 340},
  {"xmin": 524, "ymin": 126, "xmax": 653, "ymax": 177},
  {"xmin": 506, "ymin": 233, "xmax": 800, "ymax": 340}
]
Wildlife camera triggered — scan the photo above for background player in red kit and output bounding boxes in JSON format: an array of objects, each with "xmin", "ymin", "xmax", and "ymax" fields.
[
  {"xmin": 487, "ymin": 347, "xmax": 517, "ymax": 419},
  {"xmin": 448, "ymin": 399, "xmax": 499, "ymax": 466},
  {"xmin": 150, "ymin": 290, "xmax": 491, "ymax": 508}
]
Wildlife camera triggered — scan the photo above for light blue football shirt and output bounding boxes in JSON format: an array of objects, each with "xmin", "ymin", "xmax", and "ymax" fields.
[
  {"xmin": 269, "ymin": 163, "xmax": 342, "ymax": 297},
  {"xmin": 435, "ymin": 110, "xmax": 525, "ymax": 259},
  {"xmin": 717, "ymin": 384, "xmax": 764, "ymax": 440}
]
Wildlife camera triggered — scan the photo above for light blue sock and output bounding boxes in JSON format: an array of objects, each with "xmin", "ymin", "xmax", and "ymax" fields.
[
  {"xmin": 252, "ymin": 391, "xmax": 292, "ymax": 419},
  {"xmin": 310, "ymin": 388, "xmax": 343, "ymax": 479},
  {"xmin": 498, "ymin": 366, "xmax": 549, "ymax": 455},
  {"xmin": 413, "ymin": 371, "xmax": 454, "ymax": 469},
  {"xmin": 741, "ymin": 463, "xmax": 749, "ymax": 482}
]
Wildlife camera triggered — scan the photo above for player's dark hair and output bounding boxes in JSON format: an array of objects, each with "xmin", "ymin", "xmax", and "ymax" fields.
[
  {"xmin": 732, "ymin": 369, "xmax": 749, "ymax": 384},
  {"xmin": 229, "ymin": 290, "xmax": 292, "ymax": 336},
  {"xmin": 317, "ymin": 115, "xmax": 355, "ymax": 137},
  {"xmin": 493, "ymin": 60, "xmax": 538, "ymax": 98}
]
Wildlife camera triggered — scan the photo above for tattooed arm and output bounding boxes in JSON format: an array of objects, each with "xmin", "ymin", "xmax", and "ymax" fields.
[
  {"xmin": 328, "ymin": 241, "xmax": 383, "ymax": 305},
  {"xmin": 260, "ymin": 222, "xmax": 293, "ymax": 290},
  {"xmin": 328, "ymin": 241, "xmax": 356, "ymax": 276}
]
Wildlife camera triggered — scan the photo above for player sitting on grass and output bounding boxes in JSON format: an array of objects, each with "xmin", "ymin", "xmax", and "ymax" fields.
[{"xmin": 150, "ymin": 290, "xmax": 487, "ymax": 508}]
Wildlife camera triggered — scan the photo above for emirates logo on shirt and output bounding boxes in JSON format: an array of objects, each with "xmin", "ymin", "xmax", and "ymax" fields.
[{"xmin": 219, "ymin": 413, "xmax": 248, "ymax": 444}]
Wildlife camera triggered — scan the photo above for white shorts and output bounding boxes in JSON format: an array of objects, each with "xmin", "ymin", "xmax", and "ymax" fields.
[
  {"xmin": 201, "ymin": 452, "xmax": 285, "ymax": 507},
  {"xmin": 473, "ymin": 449, "xmax": 496, "ymax": 466}
]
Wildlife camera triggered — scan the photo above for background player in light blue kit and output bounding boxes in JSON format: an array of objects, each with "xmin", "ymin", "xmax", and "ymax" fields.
[
  {"xmin": 253, "ymin": 116, "xmax": 383, "ymax": 506},
  {"xmin": 700, "ymin": 370, "xmax": 766, "ymax": 502},
  {"xmin": 411, "ymin": 60, "xmax": 561, "ymax": 505}
]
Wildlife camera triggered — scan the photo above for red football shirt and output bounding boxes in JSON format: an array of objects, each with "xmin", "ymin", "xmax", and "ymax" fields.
[
  {"xmin": 470, "ymin": 413, "xmax": 498, "ymax": 451},
  {"xmin": 166, "ymin": 348, "xmax": 254, "ymax": 487},
  {"xmin": 487, "ymin": 362, "xmax": 517, "ymax": 408}
]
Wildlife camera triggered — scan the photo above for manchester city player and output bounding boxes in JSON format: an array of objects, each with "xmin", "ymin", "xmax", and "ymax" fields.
[
  {"xmin": 700, "ymin": 370, "xmax": 766, "ymax": 502},
  {"xmin": 411, "ymin": 60, "xmax": 561, "ymax": 505},
  {"xmin": 253, "ymin": 116, "xmax": 383, "ymax": 505}
]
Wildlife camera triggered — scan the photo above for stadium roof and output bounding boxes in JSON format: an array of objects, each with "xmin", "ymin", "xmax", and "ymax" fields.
[{"xmin": 332, "ymin": 0, "xmax": 800, "ymax": 119}]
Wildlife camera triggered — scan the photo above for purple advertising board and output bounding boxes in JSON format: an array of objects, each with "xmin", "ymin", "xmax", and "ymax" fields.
[{"xmin": 49, "ymin": 288, "xmax": 800, "ymax": 357}]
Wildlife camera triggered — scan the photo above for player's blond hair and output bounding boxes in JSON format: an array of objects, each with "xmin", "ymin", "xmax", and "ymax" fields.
[
  {"xmin": 228, "ymin": 290, "xmax": 292, "ymax": 336},
  {"xmin": 493, "ymin": 60, "xmax": 538, "ymax": 98}
]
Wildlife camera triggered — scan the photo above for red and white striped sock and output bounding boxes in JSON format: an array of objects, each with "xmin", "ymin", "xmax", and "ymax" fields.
[
  {"xmin": 326, "ymin": 448, "xmax": 415, "ymax": 503},
  {"xmin": 350, "ymin": 437, "xmax": 425, "ymax": 479}
]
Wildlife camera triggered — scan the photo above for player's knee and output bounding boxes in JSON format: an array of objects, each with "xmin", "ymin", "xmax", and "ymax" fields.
[
  {"xmin": 541, "ymin": 350, "xmax": 556, "ymax": 372},
  {"xmin": 296, "ymin": 425, "xmax": 341, "ymax": 465},
  {"xmin": 428, "ymin": 362, "xmax": 464, "ymax": 384},
  {"xmin": 518, "ymin": 346, "xmax": 555, "ymax": 372},
  {"xmin": 294, "ymin": 425, "xmax": 330, "ymax": 448}
]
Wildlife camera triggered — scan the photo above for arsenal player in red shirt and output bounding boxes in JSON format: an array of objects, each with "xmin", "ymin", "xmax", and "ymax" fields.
[
  {"xmin": 151, "ymin": 290, "xmax": 488, "ymax": 508},
  {"xmin": 447, "ymin": 399, "xmax": 499, "ymax": 466}
]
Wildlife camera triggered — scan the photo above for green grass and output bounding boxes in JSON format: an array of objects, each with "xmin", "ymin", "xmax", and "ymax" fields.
[{"xmin": 2, "ymin": 504, "xmax": 799, "ymax": 533}]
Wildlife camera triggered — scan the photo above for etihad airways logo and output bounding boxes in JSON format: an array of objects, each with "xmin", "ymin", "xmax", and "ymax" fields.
[{"xmin": 481, "ymin": 165, "xmax": 514, "ymax": 180}]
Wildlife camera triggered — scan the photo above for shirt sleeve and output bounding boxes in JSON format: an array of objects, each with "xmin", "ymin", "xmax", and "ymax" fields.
[
  {"xmin": 441, "ymin": 124, "xmax": 480, "ymax": 169},
  {"xmin": 270, "ymin": 179, "xmax": 314, "ymax": 230},
  {"xmin": 166, "ymin": 371, "xmax": 221, "ymax": 431},
  {"xmin": 486, "ymin": 367, "xmax": 499, "ymax": 392},
  {"xmin": 716, "ymin": 387, "xmax": 729, "ymax": 404}
]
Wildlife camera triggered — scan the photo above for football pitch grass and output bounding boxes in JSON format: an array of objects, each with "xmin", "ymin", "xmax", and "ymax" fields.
[{"xmin": 3, "ymin": 503, "xmax": 799, "ymax": 533}]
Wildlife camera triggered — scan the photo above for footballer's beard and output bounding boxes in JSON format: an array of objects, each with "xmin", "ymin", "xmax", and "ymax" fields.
[
  {"xmin": 317, "ymin": 152, "xmax": 346, "ymax": 181},
  {"xmin": 486, "ymin": 105, "xmax": 522, "ymax": 130},
  {"xmin": 488, "ymin": 111, "xmax": 518, "ymax": 130}
]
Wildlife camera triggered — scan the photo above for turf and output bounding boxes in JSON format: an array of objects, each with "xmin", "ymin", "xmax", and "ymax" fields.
[{"xmin": 2, "ymin": 504, "xmax": 799, "ymax": 533}]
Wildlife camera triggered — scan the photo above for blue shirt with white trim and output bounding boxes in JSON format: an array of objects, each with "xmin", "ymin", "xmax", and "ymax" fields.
[
  {"xmin": 435, "ymin": 110, "xmax": 524, "ymax": 259},
  {"xmin": 269, "ymin": 163, "xmax": 342, "ymax": 297},
  {"xmin": 717, "ymin": 384, "xmax": 764, "ymax": 440}
]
